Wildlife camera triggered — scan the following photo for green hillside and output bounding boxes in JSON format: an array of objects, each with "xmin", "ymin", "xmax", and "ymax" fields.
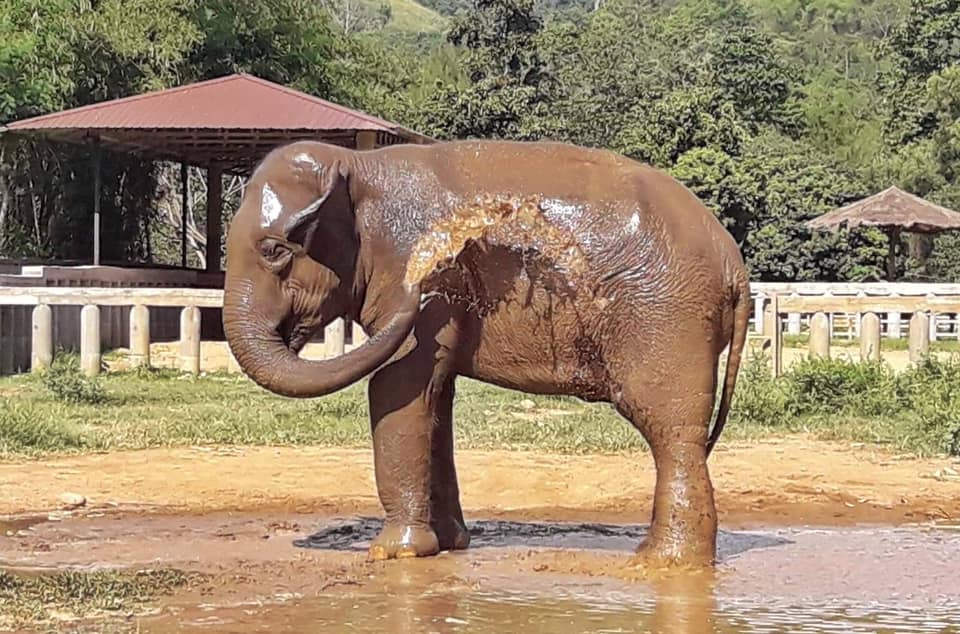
[{"xmin": 384, "ymin": 0, "xmax": 448, "ymax": 32}]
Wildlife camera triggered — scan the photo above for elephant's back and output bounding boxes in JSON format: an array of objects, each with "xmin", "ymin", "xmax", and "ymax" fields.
[{"xmin": 378, "ymin": 139, "xmax": 736, "ymax": 284}]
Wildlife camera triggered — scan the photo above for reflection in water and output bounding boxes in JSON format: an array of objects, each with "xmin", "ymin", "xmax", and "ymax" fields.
[
  {"xmin": 649, "ymin": 569, "xmax": 719, "ymax": 634},
  {"xmin": 150, "ymin": 565, "xmax": 960, "ymax": 634}
]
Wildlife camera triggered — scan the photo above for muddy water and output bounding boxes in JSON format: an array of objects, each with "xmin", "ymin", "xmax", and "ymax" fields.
[{"xmin": 3, "ymin": 514, "xmax": 959, "ymax": 633}]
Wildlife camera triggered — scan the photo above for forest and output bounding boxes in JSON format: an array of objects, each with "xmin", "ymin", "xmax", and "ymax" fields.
[{"xmin": 0, "ymin": 0, "xmax": 958, "ymax": 282}]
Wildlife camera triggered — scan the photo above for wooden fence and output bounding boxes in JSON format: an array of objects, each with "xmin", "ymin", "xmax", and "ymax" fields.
[
  {"xmin": 753, "ymin": 283, "xmax": 957, "ymax": 376},
  {"xmin": 750, "ymin": 282, "xmax": 960, "ymax": 342},
  {"xmin": 3, "ymin": 282, "xmax": 960, "ymax": 376},
  {"xmin": 0, "ymin": 287, "xmax": 364, "ymax": 376}
]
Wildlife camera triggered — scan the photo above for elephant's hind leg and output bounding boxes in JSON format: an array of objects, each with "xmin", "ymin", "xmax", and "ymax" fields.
[
  {"xmin": 617, "ymin": 359, "xmax": 719, "ymax": 568},
  {"xmin": 366, "ymin": 326, "xmax": 469, "ymax": 560}
]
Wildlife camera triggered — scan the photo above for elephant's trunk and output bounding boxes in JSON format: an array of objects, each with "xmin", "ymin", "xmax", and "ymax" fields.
[{"xmin": 222, "ymin": 274, "xmax": 419, "ymax": 398}]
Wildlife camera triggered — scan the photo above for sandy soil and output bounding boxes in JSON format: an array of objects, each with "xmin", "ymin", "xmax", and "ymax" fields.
[
  {"xmin": 3, "ymin": 439, "xmax": 960, "ymax": 632},
  {"xmin": 2, "ymin": 437, "xmax": 959, "ymax": 525}
]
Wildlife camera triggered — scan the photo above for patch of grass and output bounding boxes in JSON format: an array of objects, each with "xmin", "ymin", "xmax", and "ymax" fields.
[
  {"xmin": 0, "ymin": 370, "xmax": 639, "ymax": 456},
  {"xmin": 0, "ymin": 567, "xmax": 203, "ymax": 629},
  {"xmin": 0, "ymin": 400, "xmax": 86, "ymax": 455},
  {"xmin": 2, "ymin": 352, "xmax": 960, "ymax": 457}
]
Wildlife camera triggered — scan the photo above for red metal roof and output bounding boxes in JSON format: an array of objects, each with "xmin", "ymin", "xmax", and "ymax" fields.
[{"xmin": 4, "ymin": 73, "xmax": 420, "ymax": 136}]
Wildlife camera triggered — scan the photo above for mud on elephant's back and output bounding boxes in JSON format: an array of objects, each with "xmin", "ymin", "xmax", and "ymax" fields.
[{"xmin": 404, "ymin": 193, "xmax": 588, "ymax": 288}]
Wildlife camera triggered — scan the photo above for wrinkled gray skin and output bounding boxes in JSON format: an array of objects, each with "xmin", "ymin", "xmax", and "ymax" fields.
[{"xmin": 222, "ymin": 139, "xmax": 750, "ymax": 567}]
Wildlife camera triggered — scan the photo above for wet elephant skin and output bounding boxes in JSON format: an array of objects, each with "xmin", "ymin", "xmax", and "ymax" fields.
[{"xmin": 221, "ymin": 139, "xmax": 751, "ymax": 568}]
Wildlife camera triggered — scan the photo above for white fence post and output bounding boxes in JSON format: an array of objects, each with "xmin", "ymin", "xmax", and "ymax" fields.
[
  {"xmin": 80, "ymin": 305, "xmax": 101, "ymax": 376},
  {"xmin": 129, "ymin": 304, "xmax": 151, "ymax": 368},
  {"xmin": 325, "ymin": 318, "xmax": 346, "ymax": 357},
  {"xmin": 31, "ymin": 304, "xmax": 53, "ymax": 372},
  {"xmin": 179, "ymin": 306, "xmax": 201, "ymax": 375}
]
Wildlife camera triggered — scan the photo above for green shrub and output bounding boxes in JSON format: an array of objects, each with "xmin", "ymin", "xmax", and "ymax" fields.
[
  {"xmin": 784, "ymin": 357, "xmax": 899, "ymax": 417},
  {"xmin": 41, "ymin": 355, "xmax": 106, "ymax": 405},
  {"xmin": 730, "ymin": 350, "xmax": 790, "ymax": 428},
  {"xmin": 896, "ymin": 356, "xmax": 960, "ymax": 456}
]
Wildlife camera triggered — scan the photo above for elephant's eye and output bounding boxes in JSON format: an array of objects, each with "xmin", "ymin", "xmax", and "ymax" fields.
[{"xmin": 257, "ymin": 239, "xmax": 293, "ymax": 271}]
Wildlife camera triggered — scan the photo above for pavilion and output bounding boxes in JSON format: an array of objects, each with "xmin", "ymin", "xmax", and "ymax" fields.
[{"xmin": 0, "ymin": 73, "xmax": 432, "ymax": 275}]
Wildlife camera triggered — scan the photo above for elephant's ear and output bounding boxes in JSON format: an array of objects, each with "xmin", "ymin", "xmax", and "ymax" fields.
[{"xmin": 282, "ymin": 159, "xmax": 349, "ymax": 247}]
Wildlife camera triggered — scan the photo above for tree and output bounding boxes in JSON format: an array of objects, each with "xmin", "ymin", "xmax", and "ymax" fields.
[
  {"xmin": 413, "ymin": 0, "xmax": 551, "ymax": 139},
  {"xmin": 0, "ymin": 0, "xmax": 76, "ymax": 121}
]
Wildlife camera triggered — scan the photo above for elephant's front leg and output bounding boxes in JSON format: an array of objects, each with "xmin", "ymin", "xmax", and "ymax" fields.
[
  {"xmin": 429, "ymin": 378, "xmax": 470, "ymax": 551},
  {"xmin": 366, "ymin": 359, "xmax": 468, "ymax": 560}
]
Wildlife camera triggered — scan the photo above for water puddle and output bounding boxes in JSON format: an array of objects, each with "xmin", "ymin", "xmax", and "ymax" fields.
[
  {"xmin": 144, "ymin": 520, "xmax": 960, "ymax": 633},
  {"xmin": 0, "ymin": 514, "xmax": 46, "ymax": 536},
  {"xmin": 145, "ymin": 571, "xmax": 960, "ymax": 633},
  {"xmin": 5, "ymin": 514, "xmax": 959, "ymax": 632}
]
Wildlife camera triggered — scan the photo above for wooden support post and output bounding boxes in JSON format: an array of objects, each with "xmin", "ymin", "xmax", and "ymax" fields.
[
  {"xmin": 762, "ymin": 294, "xmax": 782, "ymax": 376},
  {"xmin": 355, "ymin": 130, "xmax": 377, "ymax": 151},
  {"xmin": 31, "ymin": 304, "xmax": 53, "ymax": 372},
  {"xmin": 180, "ymin": 162, "xmax": 189, "ymax": 268},
  {"xmin": 786, "ymin": 312, "xmax": 801, "ymax": 336},
  {"xmin": 325, "ymin": 318, "xmax": 346, "ymax": 357},
  {"xmin": 929, "ymin": 312, "xmax": 938, "ymax": 343},
  {"xmin": 205, "ymin": 164, "xmax": 223, "ymax": 273},
  {"xmin": 859, "ymin": 312, "xmax": 881, "ymax": 362},
  {"xmin": 887, "ymin": 311, "xmax": 902, "ymax": 339},
  {"xmin": 179, "ymin": 306, "xmax": 201, "ymax": 375},
  {"xmin": 129, "ymin": 304, "xmax": 150, "ymax": 368},
  {"xmin": 352, "ymin": 320, "xmax": 368, "ymax": 348},
  {"xmin": 909, "ymin": 312, "xmax": 930, "ymax": 363},
  {"xmin": 886, "ymin": 227, "xmax": 901, "ymax": 281},
  {"xmin": 809, "ymin": 312, "xmax": 830, "ymax": 360},
  {"xmin": 80, "ymin": 304, "xmax": 101, "ymax": 376},
  {"xmin": 92, "ymin": 141, "xmax": 102, "ymax": 266},
  {"xmin": 754, "ymin": 295, "xmax": 765, "ymax": 335}
]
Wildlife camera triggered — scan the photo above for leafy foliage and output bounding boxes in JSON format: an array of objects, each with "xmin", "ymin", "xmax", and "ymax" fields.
[
  {"xmin": 730, "ymin": 353, "xmax": 960, "ymax": 456},
  {"xmin": 41, "ymin": 355, "xmax": 106, "ymax": 405},
  {"xmin": 1, "ymin": 0, "xmax": 960, "ymax": 282}
]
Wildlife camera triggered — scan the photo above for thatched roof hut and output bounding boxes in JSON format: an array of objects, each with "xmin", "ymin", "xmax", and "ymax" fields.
[{"xmin": 806, "ymin": 187, "xmax": 960, "ymax": 280}]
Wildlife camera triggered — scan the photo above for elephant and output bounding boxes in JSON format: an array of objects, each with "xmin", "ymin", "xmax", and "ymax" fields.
[{"xmin": 221, "ymin": 138, "xmax": 751, "ymax": 568}]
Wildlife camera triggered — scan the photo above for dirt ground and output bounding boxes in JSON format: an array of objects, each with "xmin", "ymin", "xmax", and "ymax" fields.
[
  {"xmin": 2, "ymin": 438, "xmax": 960, "ymax": 525},
  {"xmin": 2, "ymin": 439, "xmax": 960, "ymax": 632}
]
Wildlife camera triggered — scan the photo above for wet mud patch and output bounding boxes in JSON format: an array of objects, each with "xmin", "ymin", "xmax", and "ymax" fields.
[
  {"xmin": 294, "ymin": 517, "xmax": 791, "ymax": 561},
  {"xmin": 3, "ymin": 511, "xmax": 960, "ymax": 633},
  {"xmin": 404, "ymin": 193, "xmax": 587, "ymax": 287}
]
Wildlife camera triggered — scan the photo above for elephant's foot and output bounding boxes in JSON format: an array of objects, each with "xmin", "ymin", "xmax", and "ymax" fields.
[
  {"xmin": 432, "ymin": 514, "xmax": 471, "ymax": 551},
  {"xmin": 368, "ymin": 523, "xmax": 440, "ymax": 561},
  {"xmin": 631, "ymin": 534, "xmax": 716, "ymax": 570}
]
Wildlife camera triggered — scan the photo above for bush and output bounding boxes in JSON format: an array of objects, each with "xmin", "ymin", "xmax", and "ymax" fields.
[
  {"xmin": 729, "ymin": 350, "xmax": 790, "ymax": 428},
  {"xmin": 896, "ymin": 356, "xmax": 960, "ymax": 456},
  {"xmin": 783, "ymin": 357, "xmax": 899, "ymax": 417},
  {"xmin": 41, "ymin": 355, "xmax": 106, "ymax": 405},
  {"xmin": 730, "ymin": 353, "xmax": 960, "ymax": 456}
]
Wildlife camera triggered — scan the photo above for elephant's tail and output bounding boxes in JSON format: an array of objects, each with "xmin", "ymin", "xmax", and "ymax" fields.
[{"xmin": 706, "ymin": 275, "xmax": 751, "ymax": 458}]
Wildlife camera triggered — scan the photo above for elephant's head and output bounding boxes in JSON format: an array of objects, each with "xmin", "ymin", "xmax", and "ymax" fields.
[{"xmin": 222, "ymin": 143, "xmax": 420, "ymax": 398}]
